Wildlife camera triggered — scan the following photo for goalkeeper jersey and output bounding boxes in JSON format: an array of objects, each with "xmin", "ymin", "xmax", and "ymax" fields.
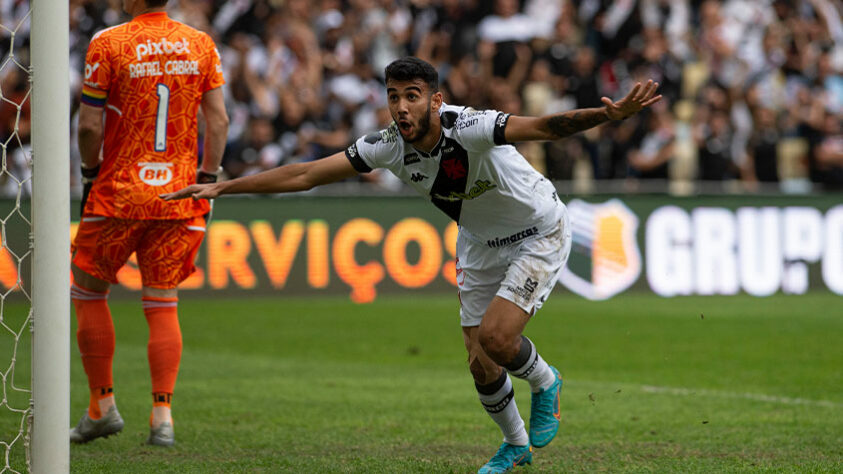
[
  {"xmin": 81, "ymin": 12, "xmax": 225, "ymax": 219},
  {"xmin": 345, "ymin": 103, "xmax": 564, "ymax": 245}
]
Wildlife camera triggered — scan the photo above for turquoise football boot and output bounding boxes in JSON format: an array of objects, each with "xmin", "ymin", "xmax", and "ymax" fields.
[
  {"xmin": 477, "ymin": 442, "xmax": 532, "ymax": 474},
  {"xmin": 529, "ymin": 366, "xmax": 562, "ymax": 448}
]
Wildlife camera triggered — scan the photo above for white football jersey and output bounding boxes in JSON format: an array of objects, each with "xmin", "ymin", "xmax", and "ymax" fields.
[{"xmin": 345, "ymin": 103, "xmax": 564, "ymax": 245}]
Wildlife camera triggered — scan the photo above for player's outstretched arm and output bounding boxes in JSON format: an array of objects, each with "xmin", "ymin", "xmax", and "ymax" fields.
[
  {"xmin": 160, "ymin": 151, "xmax": 359, "ymax": 201},
  {"xmin": 504, "ymin": 80, "xmax": 662, "ymax": 143}
]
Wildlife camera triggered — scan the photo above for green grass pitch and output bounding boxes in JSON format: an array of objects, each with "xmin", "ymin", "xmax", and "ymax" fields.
[{"xmin": 2, "ymin": 292, "xmax": 842, "ymax": 472}]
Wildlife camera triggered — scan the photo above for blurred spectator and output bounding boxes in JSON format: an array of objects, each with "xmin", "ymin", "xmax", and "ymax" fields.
[
  {"xmin": 640, "ymin": 0, "xmax": 692, "ymax": 61},
  {"xmin": 441, "ymin": 52, "xmax": 487, "ymax": 106},
  {"xmin": 628, "ymin": 101, "xmax": 676, "ymax": 180},
  {"xmin": 806, "ymin": 109, "xmax": 843, "ymax": 190},
  {"xmin": 477, "ymin": 0, "xmax": 538, "ymax": 79},
  {"xmin": 743, "ymin": 106, "xmax": 782, "ymax": 184},
  {"xmin": 696, "ymin": 107, "xmax": 739, "ymax": 181},
  {"xmin": 222, "ymin": 116, "xmax": 284, "ymax": 178}
]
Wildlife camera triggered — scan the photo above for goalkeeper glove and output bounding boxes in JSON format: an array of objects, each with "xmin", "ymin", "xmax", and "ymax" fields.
[
  {"xmin": 80, "ymin": 164, "xmax": 100, "ymax": 216},
  {"xmin": 197, "ymin": 169, "xmax": 219, "ymax": 184}
]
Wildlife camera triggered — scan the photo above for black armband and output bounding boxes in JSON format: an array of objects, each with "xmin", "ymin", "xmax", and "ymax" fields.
[
  {"xmin": 197, "ymin": 170, "xmax": 219, "ymax": 184},
  {"xmin": 80, "ymin": 164, "xmax": 100, "ymax": 184},
  {"xmin": 493, "ymin": 113, "xmax": 511, "ymax": 145}
]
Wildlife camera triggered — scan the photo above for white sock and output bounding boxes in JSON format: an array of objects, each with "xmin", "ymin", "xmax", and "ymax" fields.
[
  {"xmin": 151, "ymin": 405, "xmax": 172, "ymax": 428},
  {"xmin": 506, "ymin": 336, "xmax": 557, "ymax": 393},
  {"xmin": 97, "ymin": 395, "xmax": 115, "ymax": 415},
  {"xmin": 476, "ymin": 372, "xmax": 529, "ymax": 446}
]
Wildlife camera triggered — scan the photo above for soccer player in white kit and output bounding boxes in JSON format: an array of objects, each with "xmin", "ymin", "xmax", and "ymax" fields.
[{"xmin": 162, "ymin": 57, "xmax": 661, "ymax": 473}]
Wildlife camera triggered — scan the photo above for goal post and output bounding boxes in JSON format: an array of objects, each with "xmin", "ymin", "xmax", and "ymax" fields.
[{"xmin": 30, "ymin": 1, "xmax": 70, "ymax": 473}]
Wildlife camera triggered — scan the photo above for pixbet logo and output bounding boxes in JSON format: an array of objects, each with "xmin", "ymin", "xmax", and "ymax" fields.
[{"xmin": 136, "ymin": 38, "xmax": 190, "ymax": 61}]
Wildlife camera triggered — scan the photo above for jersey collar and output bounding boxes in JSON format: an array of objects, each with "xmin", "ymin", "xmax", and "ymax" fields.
[{"xmin": 412, "ymin": 132, "xmax": 445, "ymax": 158}]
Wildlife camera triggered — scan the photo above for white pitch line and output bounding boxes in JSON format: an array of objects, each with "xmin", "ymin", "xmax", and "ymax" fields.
[
  {"xmin": 570, "ymin": 380, "xmax": 843, "ymax": 409},
  {"xmin": 638, "ymin": 385, "xmax": 842, "ymax": 409}
]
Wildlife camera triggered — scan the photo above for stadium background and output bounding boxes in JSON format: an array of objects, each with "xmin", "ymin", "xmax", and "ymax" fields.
[
  {"xmin": 3, "ymin": 0, "xmax": 842, "ymax": 302},
  {"xmin": 0, "ymin": 0, "xmax": 842, "ymax": 472}
]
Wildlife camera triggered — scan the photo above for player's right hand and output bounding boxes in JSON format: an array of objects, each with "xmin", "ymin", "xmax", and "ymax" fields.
[{"xmin": 159, "ymin": 183, "xmax": 220, "ymax": 201}]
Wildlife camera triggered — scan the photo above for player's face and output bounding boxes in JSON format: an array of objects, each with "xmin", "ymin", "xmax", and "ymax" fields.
[{"xmin": 386, "ymin": 79, "xmax": 440, "ymax": 143}]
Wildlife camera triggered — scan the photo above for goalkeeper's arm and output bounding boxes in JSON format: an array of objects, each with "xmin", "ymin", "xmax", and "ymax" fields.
[
  {"xmin": 77, "ymin": 103, "xmax": 105, "ymax": 214},
  {"xmin": 198, "ymin": 87, "xmax": 228, "ymax": 183}
]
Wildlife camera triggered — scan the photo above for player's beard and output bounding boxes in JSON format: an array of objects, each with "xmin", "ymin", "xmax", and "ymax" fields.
[
  {"xmin": 413, "ymin": 109, "xmax": 432, "ymax": 142},
  {"xmin": 399, "ymin": 103, "xmax": 432, "ymax": 144}
]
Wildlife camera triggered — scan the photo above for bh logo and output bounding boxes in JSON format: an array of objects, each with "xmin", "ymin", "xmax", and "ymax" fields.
[
  {"xmin": 558, "ymin": 199, "xmax": 642, "ymax": 300},
  {"xmin": 138, "ymin": 162, "xmax": 173, "ymax": 186}
]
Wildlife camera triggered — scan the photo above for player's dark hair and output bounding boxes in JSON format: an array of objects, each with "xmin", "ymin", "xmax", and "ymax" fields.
[
  {"xmin": 384, "ymin": 57, "xmax": 439, "ymax": 93},
  {"xmin": 146, "ymin": 0, "xmax": 168, "ymax": 7}
]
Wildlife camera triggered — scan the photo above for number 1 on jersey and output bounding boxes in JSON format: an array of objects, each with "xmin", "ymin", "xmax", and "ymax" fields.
[{"xmin": 155, "ymin": 83, "xmax": 170, "ymax": 151}]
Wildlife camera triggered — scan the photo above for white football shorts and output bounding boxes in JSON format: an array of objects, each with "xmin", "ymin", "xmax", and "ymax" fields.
[{"xmin": 456, "ymin": 206, "xmax": 572, "ymax": 327}]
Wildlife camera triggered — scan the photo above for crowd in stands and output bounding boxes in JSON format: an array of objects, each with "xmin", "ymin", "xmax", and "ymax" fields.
[{"xmin": 1, "ymin": 0, "xmax": 842, "ymax": 198}]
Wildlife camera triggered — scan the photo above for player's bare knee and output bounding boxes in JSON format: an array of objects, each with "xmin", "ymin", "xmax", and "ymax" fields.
[
  {"xmin": 478, "ymin": 329, "xmax": 518, "ymax": 366},
  {"xmin": 142, "ymin": 286, "xmax": 178, "ymax": 299}
]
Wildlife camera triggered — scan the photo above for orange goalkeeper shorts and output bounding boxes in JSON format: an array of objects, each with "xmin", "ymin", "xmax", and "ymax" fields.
[{"xmin": 72, "ymin": 216, "xmax": 206, "ymax": 289}]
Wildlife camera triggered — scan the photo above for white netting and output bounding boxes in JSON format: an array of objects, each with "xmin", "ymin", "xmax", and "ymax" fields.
[{"xmin": 0, "ymin": 6, "xmax": 33, "ymax": 474}]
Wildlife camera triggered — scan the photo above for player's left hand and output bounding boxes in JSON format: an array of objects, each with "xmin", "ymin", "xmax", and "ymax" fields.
[
  {"xmin": 159, "ymin": 183, "xmax": 220, "ymax": 201},
  {"xmin": 602, "ymin": 80, "xmax": 662, "ymax": 121}
]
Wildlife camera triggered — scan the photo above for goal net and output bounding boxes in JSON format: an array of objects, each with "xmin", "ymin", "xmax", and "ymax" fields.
[{"xmin": 1, "ymin": 2, "xmax": 69, "ymax": 473}]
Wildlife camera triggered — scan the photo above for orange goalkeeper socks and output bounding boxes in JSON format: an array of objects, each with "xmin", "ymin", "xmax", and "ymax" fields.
[
  {"xmin": 143, "ymin": 296, "xmax": 182, "ymax": 423},
  {"xmin": 71, "ymin": 284, "xmax": 115, "ymax": 420},
  {"xmin": 89, "ymin": 387, "xmax": 114, "ymax": 420}
]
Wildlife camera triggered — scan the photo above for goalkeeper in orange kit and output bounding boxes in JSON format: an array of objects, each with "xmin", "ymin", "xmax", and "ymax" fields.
[{"xmin": 71, "ymin": 0, "xmax": 228, "ymax": 446}]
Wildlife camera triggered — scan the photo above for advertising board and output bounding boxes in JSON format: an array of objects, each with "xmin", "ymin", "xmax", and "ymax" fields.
[{"xmin": 1, "ymin": 194, "xmax": 840, "ymax": 300}]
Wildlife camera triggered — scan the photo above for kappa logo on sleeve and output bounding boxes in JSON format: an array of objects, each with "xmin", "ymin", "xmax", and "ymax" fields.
[{"xmin": 346, "ymin": 143, "xmax": 359, "ymax": 158}]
